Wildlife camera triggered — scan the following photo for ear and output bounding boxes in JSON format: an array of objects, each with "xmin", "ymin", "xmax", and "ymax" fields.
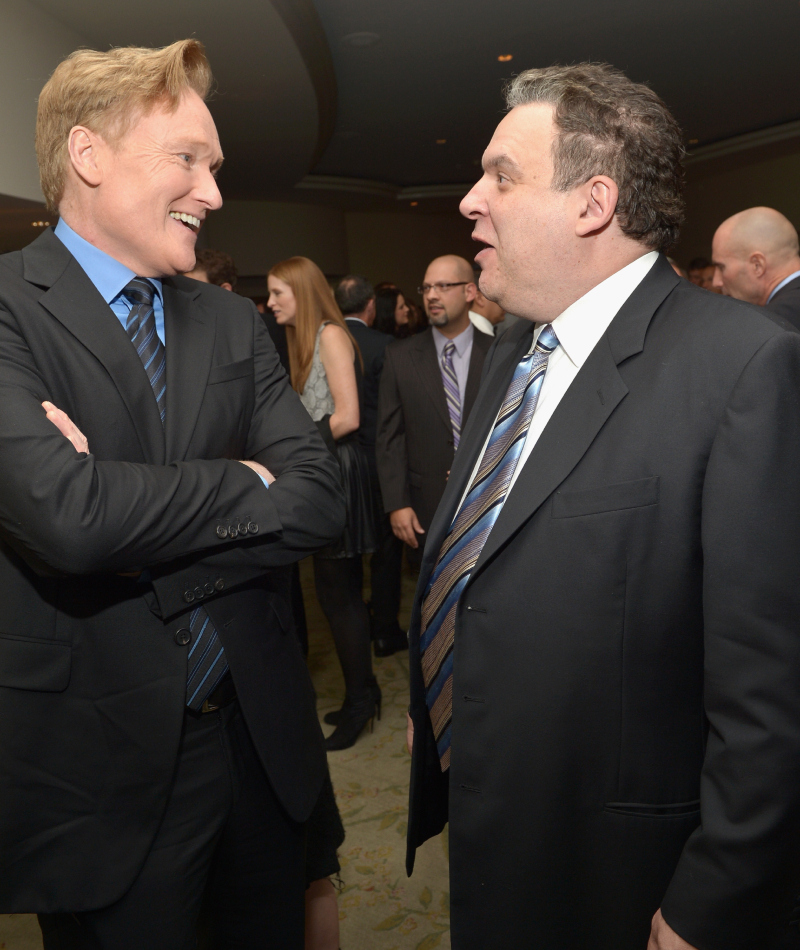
[
  {"xmin": 749, "ymin": 252, "xmax": 767, "ymax": 277},
  {"xmin": 67, "ymin": 126, "xmax": 104, "ymax": 188},
  {"xmin": 465, "ymin": 281, "xmax": 478, "ymax": 304},
  {"xmin": 220, "ymin": 282, "xmax": 234, "ymax": 292},
  {"xmin": 575, "ymin": 175, "xmax": 619, "ymax": 238}
]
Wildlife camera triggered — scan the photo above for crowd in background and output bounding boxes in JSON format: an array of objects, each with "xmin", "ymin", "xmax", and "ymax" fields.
[{"xmin": 185, "ymin": 204, "xmax": 800, "ymax": 950}]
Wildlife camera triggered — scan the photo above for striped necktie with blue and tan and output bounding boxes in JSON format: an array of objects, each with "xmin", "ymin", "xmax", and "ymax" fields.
[{"xmin": 420, "ymin": 324, "xmax": 559, "ymax": 770}]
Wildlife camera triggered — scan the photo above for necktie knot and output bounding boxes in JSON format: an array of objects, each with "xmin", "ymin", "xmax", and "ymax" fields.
[
  {"xmin": 535, "ymin": 323, "xmax": 559, "ymax": 354},
  {"xmin": 123, "ymin": 278, "xmax": 156, "ymax": 308},
  {"xmin": 443, "ymin": 340, "xmax": 456, "ymax": 360}
]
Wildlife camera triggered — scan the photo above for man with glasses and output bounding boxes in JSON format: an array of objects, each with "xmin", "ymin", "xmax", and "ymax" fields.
[{"xmin": 375, "ymin": 255, "xmax": 492, "ymax": 568}]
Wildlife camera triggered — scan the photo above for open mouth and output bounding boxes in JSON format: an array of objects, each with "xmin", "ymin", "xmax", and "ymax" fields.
[{"xmin": 169, "ymin": 211, "xmax": 201, "ymax": 233}]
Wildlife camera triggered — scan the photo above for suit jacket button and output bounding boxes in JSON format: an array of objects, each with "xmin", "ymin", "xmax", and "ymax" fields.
[
  {"xmin": 214, "ymin": 578, "xmax": 225, "ymax": 591},
  {"xmin": 216, "ymin": 525, "xmax": 228, "ymax": 539},
  {"xmin": 247, "ymin": 522, "xmax": 259, "ymax": 534},
  {"xmin": 204, "ymin": 582, "xmax": 214, "ymax": 595},
  {"xmin": 229, "ymin": 526, "xmax": 238, "ymax": 539},
  {"xmin": 238, "ymin": 522, "xmax": 248, "ymax": 535},
  {"xmin": 183, "ymin": 590, "xmax": 195, "ymax": 604},
  {"xmin": 175, "ymin": 628, "xmax": 191, "ymax": 646}
]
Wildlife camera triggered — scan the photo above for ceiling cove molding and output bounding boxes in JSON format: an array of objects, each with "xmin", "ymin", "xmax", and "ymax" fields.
[
  {"xmin": 270, "ymin": 0, "xmax": 337, "ymax": 170},
  {"xmin": 297, "ymin": 176, "xmax": 474, "ymax": 201},
  {"xmin": 685, "ymin": 119, "xmax": 800, "ymax": 166}
]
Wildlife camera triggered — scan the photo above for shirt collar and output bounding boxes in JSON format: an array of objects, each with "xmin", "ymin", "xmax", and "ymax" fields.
[
  {"xmin": 767, "ymin": 269, "xmax": 800, "ymax": 303},
  {"xmin": 538, "ymin": 251, "xmax": 659, "ymax": 368},
  {"xmin": 432, "ymin": 320, "xmax": 474, "ymax": 358},
  {"xmin": 54, "ymin": 218, "xmax": 163, "ymax": 306}
]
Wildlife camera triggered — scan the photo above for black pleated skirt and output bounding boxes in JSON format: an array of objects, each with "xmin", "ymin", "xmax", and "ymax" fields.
[{"xmin": 316, "ymin": 433, "xmax": 380, "ymax": 559}]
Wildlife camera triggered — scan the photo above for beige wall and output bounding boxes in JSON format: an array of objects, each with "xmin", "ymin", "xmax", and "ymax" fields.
[
  {"xmin": 345, "ymin": 210, "xmax": 476, "ymax": 298},
  {"xmin": 202, "ymin": 199, "xmax": 477, "ymax": 299},
  {"xmin": 677, "ymin": 140, "xmax": 800, "ymax": 265},
  {"xmin": 0, "ymin": 0, "xmax": 87, "ymax": 203},
  {"xmin": 202, "ymin": 200, "xmax": 349, "ymax": 277}
]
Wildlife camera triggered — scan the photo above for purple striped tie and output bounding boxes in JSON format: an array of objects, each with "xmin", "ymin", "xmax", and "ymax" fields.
[
  {"xmin": 420, "ymin": 324, "xmax": 559, "ymax": 770},
  {"xmin": 122, "ymin": 278, "xmax": 229, "ymax": 711},
  {"xmin": 441, "ymin": 340, "xmax": 462, "ymax": 448}
]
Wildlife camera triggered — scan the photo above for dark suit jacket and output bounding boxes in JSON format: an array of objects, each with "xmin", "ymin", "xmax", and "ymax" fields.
[
  {"xmin": 375, "ymin": 326, "xmax": 492, "ymax": 535},
  {"xmin": 344, "ymin": 316, "xmax": 392, "ymax": 447},
  {"xmin": 764, "ymin": 273, "xmax": 800, "ymax": 330},
  {"xmin": 0, "ymin": 229, "xmax": 345, "ymax": 913},
  {"xmin": 406, "ymin": 256, "xmax": 800, "ymax": 950}
]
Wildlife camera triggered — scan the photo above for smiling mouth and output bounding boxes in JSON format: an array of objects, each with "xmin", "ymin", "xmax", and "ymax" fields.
[{"xmin": 169, "ymin": 211, "xmax": 201, "ymax": 233}]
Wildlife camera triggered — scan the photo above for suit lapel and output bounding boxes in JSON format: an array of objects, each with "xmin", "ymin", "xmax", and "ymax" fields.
[
  {"xmin": 463, "ymin": 329, "xmax": 493, "ymax": 421},
  {"xmin": 162, "ymin": 278, "xmax": 215, "ymax": 462},
  {"xmin": 421, "ymin": 322, "xmax": 536, "ymax": 572},
  {"xmin": 470, "ymin": 254, "xmax": 679, "ymax": 580},
  {"xmin": 25, "ymin": 232, "xmax": 166, "ymax": 464},
  {"xmin": 413, "ymin": 330, "xmax": 452, "ymax": 432}
]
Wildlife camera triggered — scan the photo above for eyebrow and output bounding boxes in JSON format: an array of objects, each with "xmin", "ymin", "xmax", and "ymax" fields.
[{"xmin": 484, "ymin": 153, "xmax": 524, "ymax": 176}]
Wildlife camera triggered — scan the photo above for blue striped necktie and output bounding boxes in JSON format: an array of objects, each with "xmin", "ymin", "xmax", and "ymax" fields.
[
  {"xmin": 122, "ymin": 278, "xmax": 229, "ymax": 711},
  {"xmin": 420, "ymin": 324, "xmax": 559, "ymax": 770},
  {"xmin": 441, "ymin": 340, "xmax": 462, "ymax": 449}
]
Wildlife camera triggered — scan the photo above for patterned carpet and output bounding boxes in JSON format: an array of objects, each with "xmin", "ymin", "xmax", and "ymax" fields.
[
  {"xmin": 305, "ymin": 557, "xmax": 451, "ymax": 950},
  {"xmin": 0, "ymin": 556, "xmax": 450, "ymax": 950}
]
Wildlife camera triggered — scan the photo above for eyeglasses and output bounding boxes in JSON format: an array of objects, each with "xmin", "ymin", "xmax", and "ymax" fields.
[{"xmin": 417, "ymin": 281, "xmax": 469, "ymax": 295}]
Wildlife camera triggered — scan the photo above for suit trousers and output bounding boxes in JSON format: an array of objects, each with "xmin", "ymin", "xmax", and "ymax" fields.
[{"xmin": 38, "ymin": 699, "xmax": 305, "ymax": 950}]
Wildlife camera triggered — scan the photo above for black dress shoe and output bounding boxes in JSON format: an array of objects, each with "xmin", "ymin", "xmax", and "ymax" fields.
[{"xmin": 373, "ymin": 630, "xmax": 408, "ymax": 657}]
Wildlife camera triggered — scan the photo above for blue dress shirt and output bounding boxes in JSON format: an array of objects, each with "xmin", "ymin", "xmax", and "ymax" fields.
[
  {"xmin": 432, "ymin": 321, "xmax": 474, "ymax": 405},
  {"xmin": 55, "ymin": 218, "xmax": 165, "ymax": 344}
]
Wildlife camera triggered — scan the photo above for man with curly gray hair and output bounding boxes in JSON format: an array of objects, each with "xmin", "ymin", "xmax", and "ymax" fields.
[{"xmin": 406, "ymin": 63, "xmax": 800, "ymax": 950}]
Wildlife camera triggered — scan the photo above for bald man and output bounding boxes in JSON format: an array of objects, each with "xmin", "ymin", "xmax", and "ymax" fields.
[
  {"xmin": 712, "ymin": 207, "xmax": 800, "ymax": 328},
  {"xmin": 376, "ymin": 256, "xmax": 493, "ymax": 567}
]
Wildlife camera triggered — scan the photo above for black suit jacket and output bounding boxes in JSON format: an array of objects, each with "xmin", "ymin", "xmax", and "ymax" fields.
[
  {"xmin": 375, "ymin": 326, "xmax": 492, "ymax": 535},
  {"xmin": 0, "ymin": 230, "xmax": 345, "ymax": 913},
  {"xmin": 344, "ymin": 316, "xmax": 392, "ymax": 447},
  {"xmin": 406, "ymin": 257, "xmax": 800, "ymax": 950},
  {"xmin": 764, "ymin": 273, "xmax": 800, "ymax": 330}
]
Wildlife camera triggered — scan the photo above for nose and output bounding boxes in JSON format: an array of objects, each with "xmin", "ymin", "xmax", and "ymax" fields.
[
  {"xmin": 198, "ymin": 167, "xmax": 223, "ymax": 212},
  {"xmin": 712, "ymin": 267, "xmax": 723, "ymax": 291},
  {"xmin": 460, "ymin": 176, "xmax": 486, "ymax": 220}
]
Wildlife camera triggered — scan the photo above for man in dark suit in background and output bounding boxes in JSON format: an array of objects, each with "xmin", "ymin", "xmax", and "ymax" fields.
[
  {"xmin": 712, "ymin": 206, "xmax": 800, "ymax": 327},
  {"xmin": 0, "ymin": 40, "xmax": 344, "ymax": 949},
  {"xmin": 336, "ymin": 275, "xmax": 406, "ymax": 656},
  {"xmin": 406, "ymin": 64, "xmax": 800, "ymax": 950},
  {"xmin": 375, "ymin": 255, "xmax": 492, "ymax": 568}
]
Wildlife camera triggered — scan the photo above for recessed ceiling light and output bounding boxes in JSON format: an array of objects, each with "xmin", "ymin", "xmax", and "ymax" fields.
[
  {"xmin": 342, "ymin": 32, "xmax": 380, "ymax": 47},
  {"xmin": 498, "ymin": 54, "xmax": 513, "ymax": 62},
  {"xmin": 436, "ymin": 139, "xmax": 447, "ymax": 145},
  {"xmin": 688, "ymin": 138, "xmax": 699, "ymax": 145},
  {"xmin": 410, "ymin": 201, "xmax": 419, "ymax": 207}
]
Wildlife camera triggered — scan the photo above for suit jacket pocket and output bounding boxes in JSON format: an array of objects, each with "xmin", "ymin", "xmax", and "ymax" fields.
[
  {"xmin": 0, "ymin": 633, "xmax": 71, "ymax": 691},
  {"xmin": 603, "ymin": 799, "xmax": 700, "ymax": 819},
  {"xmin": 207, "ymin": 357, "xmax": 254, "ymax": 385},
  {"xmin": 552, "ymin": 475, "xmax": 659, "ymax": 519}
]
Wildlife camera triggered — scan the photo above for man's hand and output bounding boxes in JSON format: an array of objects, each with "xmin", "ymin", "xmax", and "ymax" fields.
[
  {"xmin": 42, "ymin": 401, "xmax": 89, "ymax": 454},
  {"xmin": 239, "ymin": 459, "xmax": 275, "ymax": 485},
  {"xmin": 390, "ymin": 507, "xmax": 425, "ymax": 548},
  {"xmin": 647, "ymin": 910, "xmax": 698, "ymax": 950},
  {"xmin": 407, "ymin": 710, "xmax": 414, "ymax": 754}
]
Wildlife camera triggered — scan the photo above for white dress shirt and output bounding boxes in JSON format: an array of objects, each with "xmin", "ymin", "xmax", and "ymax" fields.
[
  {"xmin": 459, "ymin": 251, "xmax": 659, "ymax": 508},
  {"xmin": 767, "ymin": 269, "xmax": 800, "ymax": 303},
  {"xmin": 469, "ymin": 310, "xmax": 495, "ymax": 337}
]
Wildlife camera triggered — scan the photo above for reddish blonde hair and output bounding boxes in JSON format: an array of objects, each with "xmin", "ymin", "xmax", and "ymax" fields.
[
  {"xmin": 268, "ymin": 256, "xmax": 361, "ymax": 394},
  {"xmin": 36, "ymin": 39, "xmax": 213, "ymax": 212}
]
